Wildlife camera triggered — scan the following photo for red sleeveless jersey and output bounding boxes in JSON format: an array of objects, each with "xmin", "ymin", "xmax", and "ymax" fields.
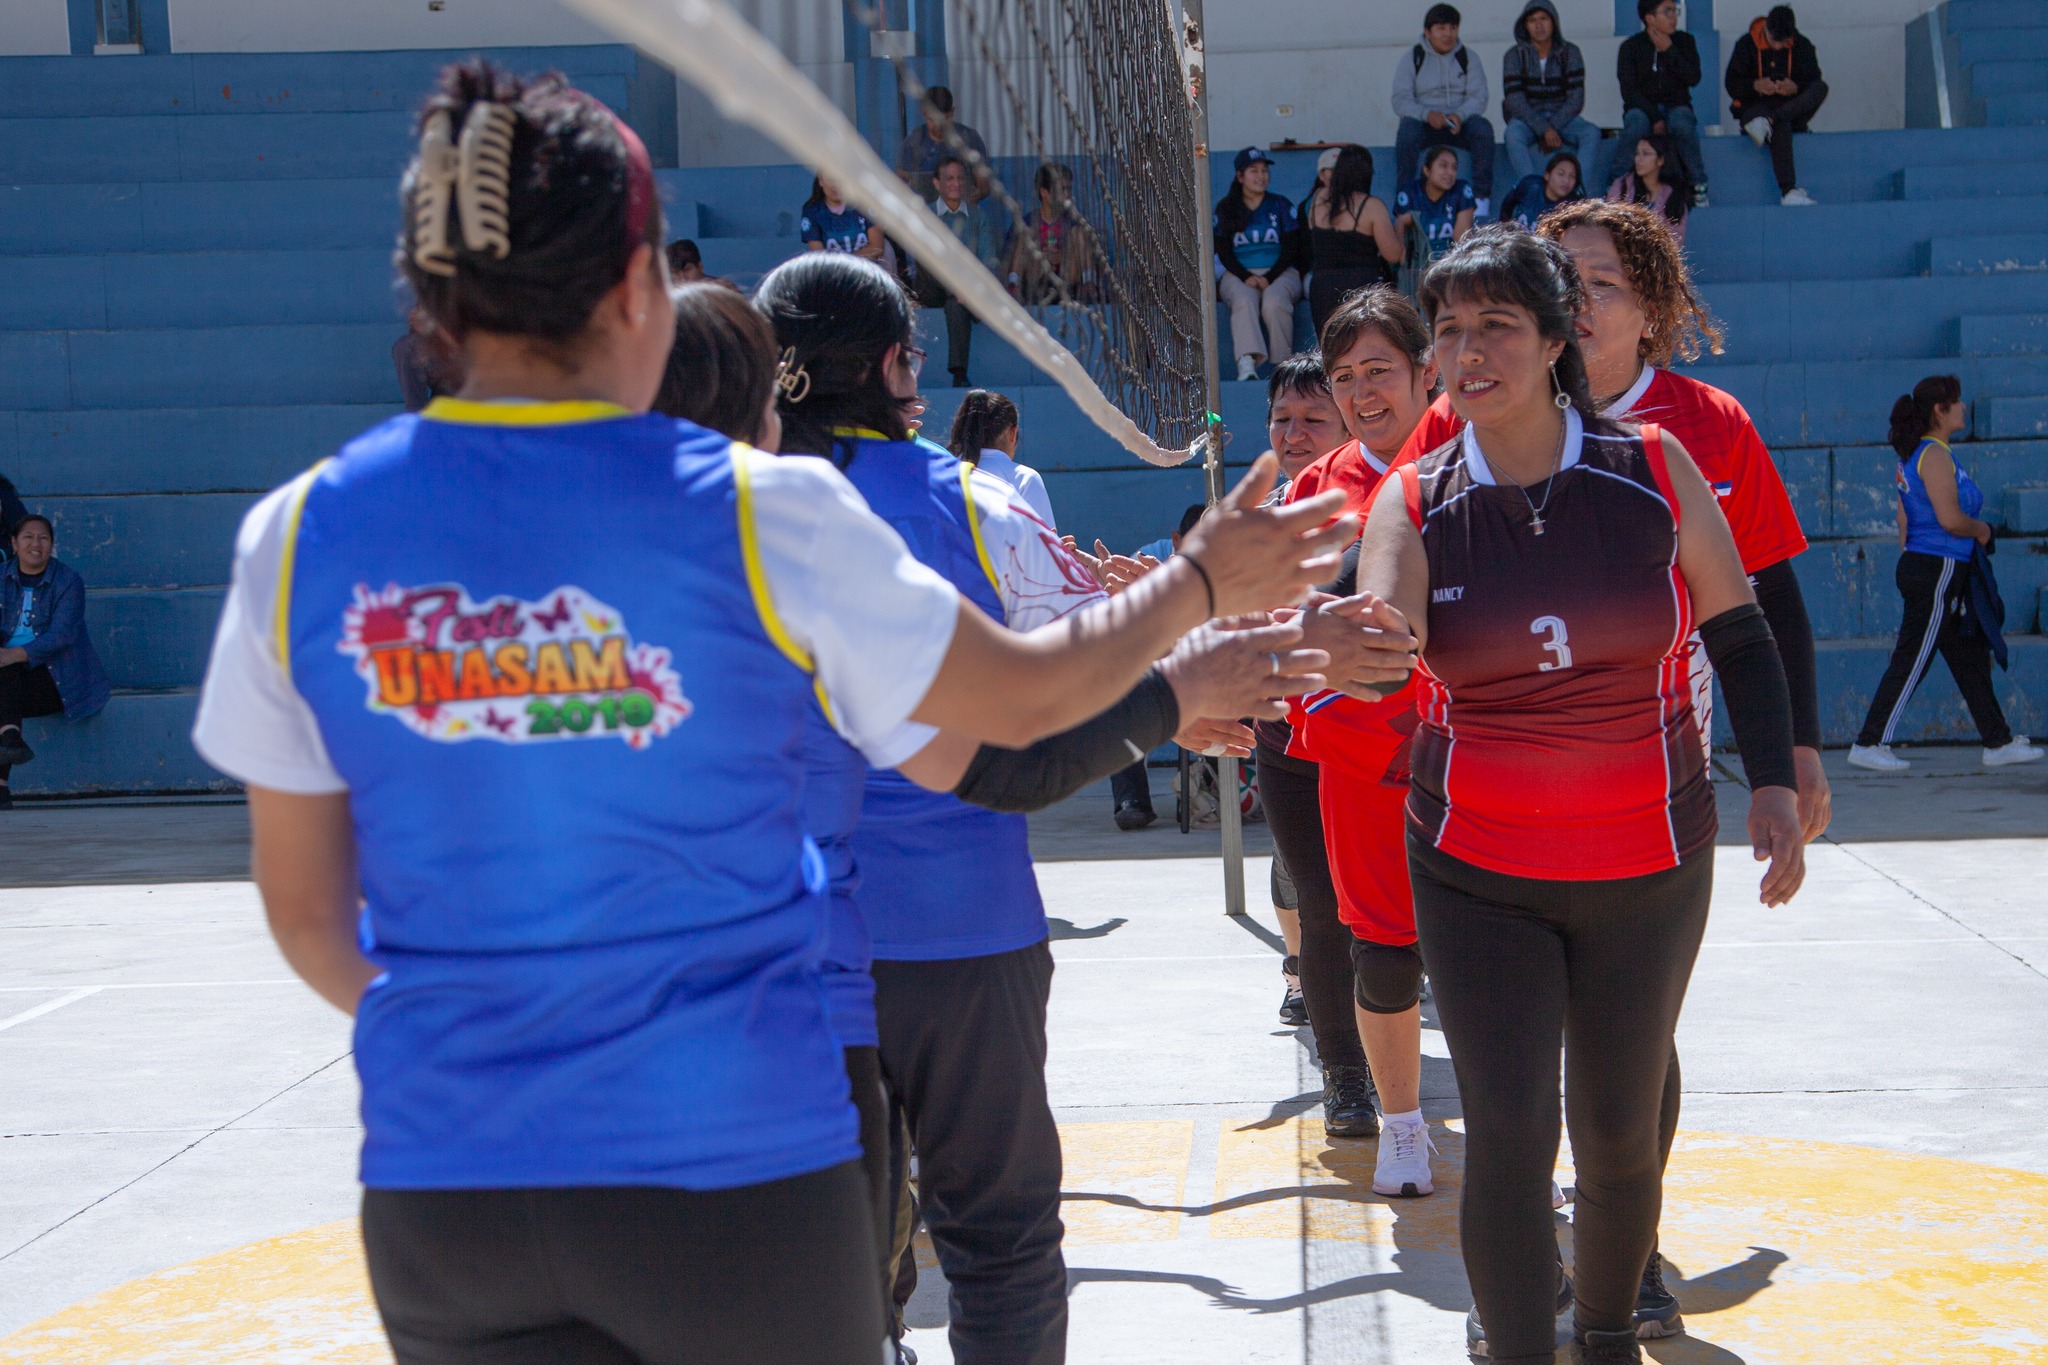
[
  {"xmin": 1395, "ymin": 368, "xmax": 1806, "ymax": 574},
  {"xmin": 1398, "ymin": 414, "xmax": 1715, "ymax": 880}
]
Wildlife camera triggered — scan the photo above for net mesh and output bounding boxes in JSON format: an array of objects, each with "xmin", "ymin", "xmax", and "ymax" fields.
[{"xmin": 847, "ymin": 0, "xmax": 1209, "ymax": 451}]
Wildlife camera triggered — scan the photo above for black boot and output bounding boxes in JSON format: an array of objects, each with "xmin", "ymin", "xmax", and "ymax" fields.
[
  {"xmin": 0, "ymin": 727, "xmax": 32, "ymax": 767},
  {"xmin": 1321, "ymin": 1063, "xmax": 1377, "ymax": 1138},
  {"xmin": 1574, "ymin": 1326, "xmax": 1642, "ymax": 1363}
]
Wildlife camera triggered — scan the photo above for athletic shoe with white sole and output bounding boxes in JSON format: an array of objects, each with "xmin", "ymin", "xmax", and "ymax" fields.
[
  {"xmin": 1984, "ymin": 737, "xmax": 2045, "ymax": 767},
  {"xmin": 1322, "ymin": 1064, "xmax": 1379, "ymax": 1139},
  {"xmin": 1780, "ymin": 187, "xmax": 1816, "ymax": 206},
  {"xmin": 1575, "ymin": 1326, "xmax": 1643, "ymax": 1362},
  {"xmin": 1235, "ymin": 355, "xmax": 1260, "ymax": 382},
  {"xmin": 1278, "ymin": 955, "xmax": 1308, "ymax": 1026},
  {"xmin": 1552, "ymin": 1180, "xmax": 1568, "ymax": 1209},
  {"xmin": 1466, "ymin": 1256, "xmax": 1573, "ymax": 1358},
  {"xmin": 1373, "ymin": 1117, "xmax": 1436, "ymax": 1197},
  {"xmin": 1690, "ymin": 183, "xmax": 1710, "ymax": 208},
  {"xmin": 1848, "ymin": 743, "xmax": 1910, "ymax": 773},
  {"xmin": 1743, "ymin": 116, "xmax": 1770, "ymax": 147},
  {"xmin": 1634, "ymin": 1249, "xmax": 1683, "ymax": 1339}
]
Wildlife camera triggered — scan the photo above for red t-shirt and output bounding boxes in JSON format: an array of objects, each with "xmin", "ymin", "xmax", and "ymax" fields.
[{"xmin": 1393, "ymin": 368, "xmax": 1808, "ymax": 574}]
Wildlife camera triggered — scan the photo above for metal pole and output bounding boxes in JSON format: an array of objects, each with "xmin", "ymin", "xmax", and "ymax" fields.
[{"xmin": 1179, "ymin": 0, "xmax": 1246, "ymax": 917}]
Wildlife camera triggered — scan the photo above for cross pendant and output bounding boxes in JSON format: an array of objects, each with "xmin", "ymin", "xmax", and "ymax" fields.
[{"xmin": 1530, "ymin": 515, "xmax": 1545, "ymax": 536}]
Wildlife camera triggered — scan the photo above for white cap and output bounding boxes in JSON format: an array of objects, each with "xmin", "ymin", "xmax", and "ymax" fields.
[{"xmin": 1317, "ymin": 147, "xmax": 1340, "ymax": 172}]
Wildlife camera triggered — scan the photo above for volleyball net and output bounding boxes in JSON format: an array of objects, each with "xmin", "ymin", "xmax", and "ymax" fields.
[{"xmin": 559, "ymin": 0, "xmax": 1211, "ymax": 468}]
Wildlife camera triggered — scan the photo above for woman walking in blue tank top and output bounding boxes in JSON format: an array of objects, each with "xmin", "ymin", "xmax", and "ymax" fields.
[{"xmin": 1849, "ymin": 375, "xmax": 2041, "ymax": 772}]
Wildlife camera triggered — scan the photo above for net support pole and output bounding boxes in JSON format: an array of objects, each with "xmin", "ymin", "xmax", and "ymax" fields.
[{"xmin": 1179, "ymin": 0, "xmax": 1245, "ymax": 918}]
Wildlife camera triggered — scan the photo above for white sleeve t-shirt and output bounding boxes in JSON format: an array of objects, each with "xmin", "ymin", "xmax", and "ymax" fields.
[{"xmin": 193, "ymin": 451, "xmax": 962, "ymax": 792}]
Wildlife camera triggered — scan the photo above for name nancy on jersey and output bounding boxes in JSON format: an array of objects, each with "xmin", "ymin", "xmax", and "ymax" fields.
[{"xmin": 339, "ymin": 582, "xmax": 692, "ymax": 747}]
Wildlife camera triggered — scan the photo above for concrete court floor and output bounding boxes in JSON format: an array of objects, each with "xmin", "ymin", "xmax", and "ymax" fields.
[{"xmin": 0, "ymin": 748, "xmax": 2045, "ymax": 1363}]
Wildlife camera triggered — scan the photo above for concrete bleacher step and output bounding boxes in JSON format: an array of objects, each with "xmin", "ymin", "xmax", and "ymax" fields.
[
  {"xmin": 0, "ymin": 112, "xmax": 419, "ymax": 184},
  {"xmin": 1980, "ymin": 394, "xmax": 2048, "ymax": 438},
  {"xmin": 1, "ymin": 322, "xmax": 401, "ymax": 410},
  {"xmin": 1901, "ymin": 162, "xmax": 2048, "ymax": 200},
  {"xmin": 1964, "ymin": 59, "xmax": 2048, "ymax": 95},
  {"xmin": 1792, "ymin": 534, "xmax": 2048, "ymax": 639},
  {"xmin": 655, "ymin": 167, "xmax": 820, "ymax": 239},
  {"xmin": 1800, "ymin": 636, "xmax": 2048, "ymax": 748},
  {"xmin": 92, "ymin": 588, "xmax": 224, "ymax": 690},
  {"xmin": 0, "ymin": 47, "xmax": 639, "ymax": 119},
  {"xmin": 38, "ymin": 492, "xmax": 254, "ymax": 589},
  {"xmin": 1689, "ymin": 198, "xmax": 2048, "ymax": 284},
  {"xmin": 1675, "ymin": 354, "xmax": 2048, "ymax": 447},
  {"xmin": 1693, "ymin": 127, "xmax": 2048, "ymax": 207},
  {"xmin": 3, "ymin": 403, "xmax": 393, "ymax": 494},
  {"xmin": 1962, "ymin": 313, "xmax": 2048, "ymax": 356},
  {"xmin": 0, "ymin": 248, "xmax": 399, "ymax": 330},
  {"xmin": 1931, "ymin": 233, "xmax": 2048, "ymax": 276},
  {"xmin": 15, "ymin": 691, "xmax": 223, "ymax": 796},
  {"xmin": 1949, "ymin": 0, "xmax": 2048, "ymax": 25},
  {"xmin": 0, "ymin": 179, "xmax": 395, "ymax": 254},
  {"xmin": 1777, "ymin": 438, "xmax": 2048, "ymax": 537},
  {"xmin": 1955, "ymin": 27, "xmax": 2048, "ymax": 62},
  {"xmin": 1692, "ymin": 274, "xmax": 2048, "ymax": 365},
  {"xmin": 1987, "ymin": 91, "xmax": 2048, "ymax": 127}
]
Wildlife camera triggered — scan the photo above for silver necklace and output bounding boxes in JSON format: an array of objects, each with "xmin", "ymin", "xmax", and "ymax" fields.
[{"xmin": 1491, "ymin": 415, "xmax": 1568, "ymax": 536}]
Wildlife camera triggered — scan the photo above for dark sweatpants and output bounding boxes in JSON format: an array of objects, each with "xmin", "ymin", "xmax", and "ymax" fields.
[
  {"xmin": 1856, "ymin": 550, "xmax": 2011, "ymax": 748},
  {"xmin": 0, "ymin": 662, "xmax": 62, "ymax": 789},
  {"xmin": 873, "ymin": 941, "xmax": 1067, "ymax": 1365},
  {"xmin": 1731, "ymin": 80, "xmax": 1829, "ymax": 192},
  {"xmin": 1257, "ymin": 744, "xmax": 1368, "ymax": 1072},
  {"xmin": 1409, "ymin": 837, "xmax": 1712, "ymax": 1364}
]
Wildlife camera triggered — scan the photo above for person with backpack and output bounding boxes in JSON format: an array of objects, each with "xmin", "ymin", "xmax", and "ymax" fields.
[{"xmin": 1392, "ymin": 4, "xmax": 1496, "ymax": 218}]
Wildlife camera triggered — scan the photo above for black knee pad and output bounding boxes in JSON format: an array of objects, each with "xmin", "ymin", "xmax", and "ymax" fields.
[{"xmin": 1351, "ymin": 936, "xmax": 1424, "ymax": 1014}]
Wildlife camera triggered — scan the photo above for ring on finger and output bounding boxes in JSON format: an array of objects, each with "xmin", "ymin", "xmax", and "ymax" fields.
[{"xmin": 1267, "ymin": 651, "xmax": 1280, "ymax": 677}]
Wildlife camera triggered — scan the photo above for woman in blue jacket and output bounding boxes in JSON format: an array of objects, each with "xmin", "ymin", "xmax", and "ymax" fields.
[
  {"xmin": 1850, "ymin": 375, "xmax": 2041, "ymax": 772},
  {"xmin": 0, "ymin": 513, "xmax": 112, "ymax": 803}
]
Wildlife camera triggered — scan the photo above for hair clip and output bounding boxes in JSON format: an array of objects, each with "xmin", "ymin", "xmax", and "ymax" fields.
[
  {"xmin": 775, "ymin": 348, "xmax": 812, "ymax": 405},
  {"xmin": 411, "ymin": 110, "xmax": 460, "ymax": 278},
  {"xmin": 457, "ymin": 101, "xmax": 516, "ymax": 260}
]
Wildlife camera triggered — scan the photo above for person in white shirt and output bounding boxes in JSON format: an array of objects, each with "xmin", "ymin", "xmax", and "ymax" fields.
[{"xmin": 943, "ymin": 389, "xmax": 1057, "ymax": 530}]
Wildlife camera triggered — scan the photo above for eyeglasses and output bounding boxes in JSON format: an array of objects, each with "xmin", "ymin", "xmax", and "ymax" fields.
[{"xmin": 903, "ymin": 345, "xmax": 927, "ymax": 379}]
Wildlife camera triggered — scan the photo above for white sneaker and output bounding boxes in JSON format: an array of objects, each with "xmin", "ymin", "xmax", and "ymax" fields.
[
  {"xmin": 1744, "ymin": 116, "xmax": 1770, "ymax": 147},
  {"xmin": 1781, "ymin": 187, "xmax": 1817, "ymax": 207},
  {"xmin": 1473, "ymin": 195, "xmax": 1491, "ymax": 219},
  {"xmin": 1984, "ymin": 737, "xmax": 2045, "ymax": 767},
  {"xmin": 1551, "ymin": 1180, "xmax": 1568, "ymax": 1209},
  {"xmin": 1235, "ymin": 354, "xmax": 1260, "ymax": 382},
  {"xmin": 1372, "ymin": 1118, "xmax": 1436, "ymax": 1197},
  {"xmin": 1848, "ymin": 743, "xmax": 1911, "ymax": 773}
]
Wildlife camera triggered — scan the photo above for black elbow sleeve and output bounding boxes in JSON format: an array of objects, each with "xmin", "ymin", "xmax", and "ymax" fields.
[
  {"xmin": 1750, "ymin": 559, "xmax": 1820, "ymax": 751},
  {"xmin": 951, "ymin": 669, "xmax": 1181, "ymax": 814},
  {"xmin": 1700, "ymin": 603, "xmax": 1797, "ymax": 793}
]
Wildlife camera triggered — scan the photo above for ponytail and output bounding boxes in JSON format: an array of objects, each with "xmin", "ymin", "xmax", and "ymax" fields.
[
  {"xmin": 1888, "ymin": 373, "xmax": 1961, "ymax": 460},
  {"xmin": 945, "ymin": 390, "xmax": 1019, "ymax": 463}
]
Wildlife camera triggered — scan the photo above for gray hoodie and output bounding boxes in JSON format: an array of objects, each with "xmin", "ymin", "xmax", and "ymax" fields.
[
  {"xmin": 1392, "ymin": 33, "xmax": 1489, "ymax": 123},
  {"xmin": 1501, "ymin": 0, "xmax": 1587, "ymax": 133}
]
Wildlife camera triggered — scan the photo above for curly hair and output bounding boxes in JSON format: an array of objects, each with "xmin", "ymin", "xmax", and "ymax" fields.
[{"xmin": 1536, "ymin": 198, "xmax": 1723, "ymax": 367}]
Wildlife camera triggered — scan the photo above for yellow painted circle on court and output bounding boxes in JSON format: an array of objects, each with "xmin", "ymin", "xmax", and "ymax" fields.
[{"xmin": 3, "ymin": 1127, "xmax": 2045, "ymax": 1362}]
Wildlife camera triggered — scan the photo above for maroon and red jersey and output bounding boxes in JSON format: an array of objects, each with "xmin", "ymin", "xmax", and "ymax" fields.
[
  {"xmin": 1395, "ymin": 367, "xmax": 1807, "ymax": 574},
  {"xmin": 1397, "ymin": 413, "xmax": 1716, "ymax": 881}
]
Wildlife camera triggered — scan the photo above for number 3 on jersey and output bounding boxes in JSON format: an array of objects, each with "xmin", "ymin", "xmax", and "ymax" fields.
[{"xmin": 1530, "ymin": 615, "xmax": 1572, "ymax": 672}]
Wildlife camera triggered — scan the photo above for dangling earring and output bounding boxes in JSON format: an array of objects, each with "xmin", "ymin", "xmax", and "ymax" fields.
[{"xmin": 1550, "ymin": 362, "xmax": 1571, "ymax": 411}]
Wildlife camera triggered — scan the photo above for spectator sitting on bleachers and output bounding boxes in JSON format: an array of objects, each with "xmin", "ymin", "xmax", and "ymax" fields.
[
  {"xmin": 664, "ymin": 239, "xmax": 737, "ymax": 291},
  {"xmin": 1501, "ymin": 2, "xmax": 1601, "ymax": 191},
  {"xmin": 897, "ymin": 85, "xmax": 987, "ymax": 200},
  {"xmin": 946, "ymin": 390, "xmax": 1057, "ymax": 531},
  {"xmin": 1392, "ymin": 4, "xmax": 1496, "ymax": 217},
  {"xmin": 1394, "ymin": 146, "xmax": 1478, "ymax": 264},
  {"xmin": 1500, "ymin": 150, "xmax": 1586, "ymax": 231},
  {"xmin": 0, "ymin": 474, "xmax": 24, "ymax": 541},
  {"xmin": 1215, "ymin": 146, "xmax": 1308, "ymax": 382},
  {"xmin": 1306, "ymin": 145, "xmax": 1402, "ymax": 336},
  {"xmin": 0, "ymin": 515, "xmax": 110, "ymax": 808},
  {"xmin": 391, "ymin": 305, "xmax": 464, "ymax": 414},
  {"xmin": 913, "ymin": 156, "xmax": 1005, "ymax": 388},
  {"xmin": 1607, "ymin": 134, "xmax": 1690, "ymax": 246},
  {"xmin": 800, "ymin": 176, "xmax": 883, "ymax": 259},
  {"xmin": 1008, "ymin": 161, "xmax": 1092, "ymax": 305},
  {"xmin": 1618, "ymin": 0, "xmax": 1710, "ymax": 207},
  {"xmin": 1726, "ymin": 6, "xmax": 1828, "ymax": 207}
]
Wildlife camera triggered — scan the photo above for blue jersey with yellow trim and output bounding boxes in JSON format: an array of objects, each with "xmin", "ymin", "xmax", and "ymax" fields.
[
  {"xmin": 281, "ymin": 400, "xmax": 855, "ymax": 1191},
  {"xmin": 837, "ymin": 434, "xmax": 1048, "ymax": 962}
]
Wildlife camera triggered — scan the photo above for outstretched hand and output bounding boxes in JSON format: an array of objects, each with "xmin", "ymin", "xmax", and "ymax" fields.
[
  {"xmin": 1156, "ymin": 617, "xmax": 1329, "ymax": 725},
  {"xmin": 1301, "ymin": 592, "xmax": 1419, "ymax": 700},
  {"xmin": 1176, "ymin": 454, "xmax": 1355, "ymax": 617},
  {"xmin": 1748, "ymin": 785, "xmax": 1806, "ymax": 906}
]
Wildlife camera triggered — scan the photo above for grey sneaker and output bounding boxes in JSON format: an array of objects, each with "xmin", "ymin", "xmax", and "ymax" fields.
[{"xmin": 1466, "ymin": 1257, "xmax": 1573, "ymax": 1357}]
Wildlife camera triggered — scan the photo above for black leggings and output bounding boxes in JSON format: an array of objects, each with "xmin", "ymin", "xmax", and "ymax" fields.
[
  {"xmin": 1409, "ymin": 837, "xmax": 1711, "ymax": 1364},
  {"xmin": 361, "ymin": 1164, "xmax": 884, "ymax": 1365},
  {"xmin": 1256, "ymin": 745, "xmax": 1366, "ymax": 1072},
  {"xmin": 845, "ymin": 1045, "xmax": 896, "ymax": 1334},
  {"xmin": 1856, "ymin": 551, "xmax": 2011, "ymax": 748}
]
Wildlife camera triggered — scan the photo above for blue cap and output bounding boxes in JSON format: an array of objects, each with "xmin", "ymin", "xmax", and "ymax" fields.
[{"xmin": 1234, "ymin": 146, "xmax": 1274, "ymax": 173}]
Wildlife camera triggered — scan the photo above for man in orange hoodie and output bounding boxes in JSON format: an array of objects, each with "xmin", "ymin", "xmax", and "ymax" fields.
[{"xmin": 1725, "ymin": 5, "xmax": 1828, "ymax": 206}]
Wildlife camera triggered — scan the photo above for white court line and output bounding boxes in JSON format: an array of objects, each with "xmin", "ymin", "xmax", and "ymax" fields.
[
  {"xmin": 1701, "ymin": 936, "xmax": 2048, "ymax": 950},
  {"xmin": 0, "ymin": 987, "xmax": 103, "ymax": 1033},
  {"xmin": 1052, "ymin": 953, "xmax": 1274, "ymax": 964},
  {"xmin": 0, "ymin": 979, "xmax": 299, "ymax": 994}
]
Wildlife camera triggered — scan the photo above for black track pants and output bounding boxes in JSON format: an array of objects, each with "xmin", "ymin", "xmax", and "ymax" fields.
[
  {"xmin": 360, "ymin": 1164, "xmax": 884, "ymax": 1365},
  {"xmin": 1855, "ymin": 550, "xmax": 2012, "ymax": 748},
  {"xmin": 1257, "ymin": 745, "xmax": 1368, "ymax": 1072},
  {"xmin": 1409, "ymin": 837, "xmax": 1711, "ymax": 1364},
  {"xmin": 873, "ymin": 941, "xmax": 1067, "ymax": 1365}
]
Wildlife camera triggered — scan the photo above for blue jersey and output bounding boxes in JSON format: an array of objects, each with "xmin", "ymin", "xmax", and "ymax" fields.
[
  {"xmin": 1897, "ymin": 438, "xmax": 1983, "ymax": 561},
  {"xmin": 1222, "ymin": 194, "xmax": 1297, "ymax": 273},
  {"xmin": 1395, "ymin": 178, "xmax": 1477, "ymax": 250},
  {"xmin": 838, "ymin": 434, "xmax": 1048, "ymax": 962},
  {"xmin": 801, "ymin": 199, "xmax": 872, "ymax": 253},
  {"xmin": 281, "ymin": 402, "xmax": 855, "ymax": 1191},
  {"xmin": 803, "ymin": 704, "xmax": 879, "ymax": 1047}
]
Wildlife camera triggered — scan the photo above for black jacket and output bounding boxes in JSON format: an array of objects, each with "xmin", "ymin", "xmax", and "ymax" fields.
[
  {"xmin": 1617, "ymin": 29, "xmax": 1701, "ymax": 114},
  {"xmin": 1725, "ymin": 20, "xmax": 1823, "ymax": 108}
]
